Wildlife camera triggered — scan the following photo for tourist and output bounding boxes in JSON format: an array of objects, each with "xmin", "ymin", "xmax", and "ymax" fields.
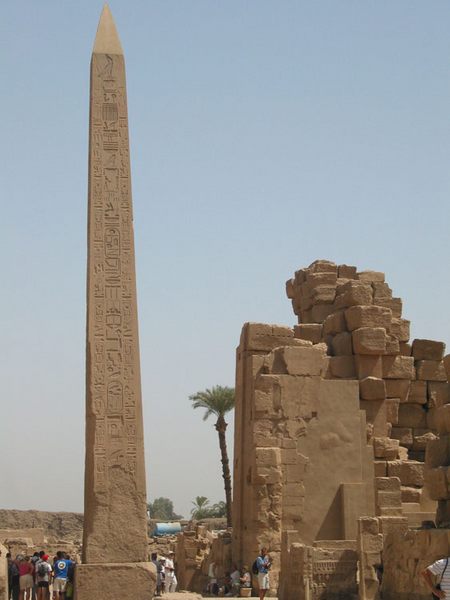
[
  {"xmin": 30, "ymin": 553, "xmax": 40, "ymax": 600},
  {"xmin": 18, "ymin": 556, "xmax": 34, "ymax": 600},
  {"xmin": 7, "ymin": 553, "xmax": 20, "ymax": 600},
  {"xmin": 34, "ymin": 554, "xmax": 52, "ymax": 600},
  {"xmin": 421, "ymin": 556, "xmax": 450, "ymax": 598},
  {"xmin": 52, "ymin": 551, "xmax": 73, "ymax": 600},
  {"xmin": 164, "ymin": 551, "xmax": 177, "ymax": 592},
  {"xmin": 65, "ymin": 555, "xmax": 75, "ymax": 599},
  {"xmin": 230, "ymin": 565, "xmax": 241, "ymax": 596},
  {"xmin": 151, "ymin": 553, "xmax": 162, "ymax": 596},
  {"xmin": 255, "ymin": 547, "xmax": 271, "ymax": 600},
  {"xmin": 222, "ymin": 572, "xmax": 232, "ymax": 596},
  {"xmin": 240, "ymin": 566, "xmax": 251, "ymax": 589},
  {"xmin": 158, "ymin": 557, "xmax": 166, "ymax": 594},
  {"xmin": 207, "ymin": 561, "xmax": 218, "ymax": 596}
]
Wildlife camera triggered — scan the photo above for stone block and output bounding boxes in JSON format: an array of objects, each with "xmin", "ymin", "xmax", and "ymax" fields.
[
  {"xmin": 373, "ymin": 437, "xmax": 399, "ymax": 460},
  {"xmin": 408, "ymin": 381, "xmax": 427, "ymax": 404},
  {"xmin": 352, "ymin": 327, "xmax": 386, "ymax": 355},
  {"xmin": 377, "ymin": 516, "xmax": 408, "ymax": 536},
  {"xmin": 444, "ymin": 355, "xmax": 450, "ymax": 381},
  {"xmin": 338, "ymin": 265, "xmax": 358, "ymax": 279},
  {"xmin": 360, "ymin": 377, "xmax": 386, "ymax": 400},
  {"xmin": 415, "ymin": 360, "xmax": 447, "ymax": 381},
  {"xmin": 385, "ymin": 335, "xmax": 400, "ymax": 355},
  {"xmin": 389, "ymin": 318, "xmax": 410, "ymax": 343},
  {"xmin": 425, "ymin": 467, "xmax": 449, "ymax": 500},
  {"xmin": 309, "ymin": 259, "xmax": 337, "ymax": 274},
  {"xmin": 360, "ymin": 400, "xmax": 389, "ymax": 436},
  {"xmin": 434, "ymin": 405, "xmax": 450, "ymax": 435},
  {"xmin": 294, "ymin": 323, "xmax": 323, "ymax": 344},
  {"xmin": 376, "ymin": 297, "xmax": 402, "ymax": 318},
  {"xmin": 311, "ymin": 285, "xmax": 336, "ymax": 304},
  {"xmin": 372, "ymin": 282, "xmax": 392, "ymax": 301},
  {"xmin": 286, "ymin": 278, "xmax": 295, "ymax": 299},
  {"xmin": 374, "ymin": 461, "xmax": 387, "ymax": 476},
  {"xmin": 412, "ymin": 431, "xmax": 437, "ymax": 452},
  {"xmin": 361, "ymin": 533, "xmax": 384, "ymax": 553},
  {"xmin": 398, "ymin": 445, "xmax": 408, "ymax": 460},
  {"xmin": 412, "ymin": 339, "xmax": 446, "ymax": 361},
  {"xmin": 275, "ymin": 345, "xmax": 326, "ymax": 376},
  {"xmin": 345, "ymin": 305, "xmax": 392, "ymax": 331},
  {"xmin": 382, "ymin": 356, "xmax": 415, "ymax": 380},
  {"xmin": 311, "ymin": 303, "xmax": 335, "ymax": 323},
  {"xmin": 376, "ymin": 491, "xmax": 402, "ymax": 508},
  {"xmin": 375, "ymin": 476, "xmax": 401, "ymax": 491},
  {"xmin": 75, "ymin": 562, "xmax": 156, "ymax": 600},
  {"xmin": 385, "ymin": 379, "xmax": 410, "ymax": 402},
  {"xmin": 425, "ymin": 436, "xmax": 450, "ymax": 468},
  {"xmin": 335, "ymin": 281, "xmax": 373, "ymax": 309},
  {"xmin": 428, "ymin": 382, "xmax": 450, "ymax": 409},
  {"xmin": 426, "ymin": 407, "xmax": 439, "ymax": 431},
  {"xmin": 401, "ymin": 487, "xmax": 421, "ymax": 503},
  {"xmin": 328, "ymin": 356, "xmax": 356, "ymax": 378},
  {"xmin": 255, "ymin": 447, "xmax": 281, "ymax": 467},
  {"xmin": 331, "ymin": 332, "xmax": 353, "ymax": 356},
  {"xmin": 399, "ymin": 342, "xmax": 411, "ymax": 356},
  {"xmin": 358, "ymin": 516, "xmax": 379, "ymax": 534},
  {"xmin": 385, "ymin": 398, "xmax": 400, "ymax": 425},
  {"xmin": 397, "ymin": 404, "xmax": 427, "ymax": 429},
  {"xmin": 323, "ymin": 311, "xmax": 347, "ymax": 335},
  {"xmin": 241, "ymin": 322, "xmax": 294, "ymax": 352},
  {"xmin": 387, "ymin": 460, "xmax": 424, "ymax": 486},
  {"xmin": 436, "ymin": 499, "xmax": 450, "ymax": 527},
  {"xmin": 355, "ymin": 355, "xmax": 383, "ymax": 379},
  {"xmin": 358, "ymin": 271, "xmax": 385, "ymax": 282},
  {"xmin": 306, "ymin": 271, "xmax": 338, "ymax": 287}
]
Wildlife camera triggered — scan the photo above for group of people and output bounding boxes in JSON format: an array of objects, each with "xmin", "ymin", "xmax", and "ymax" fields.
[
  {"xmin": 151, "ymin": 550, "xmax": 177, "ymax": 595},
  {"xmin": 207, "ymin": 547, "xmax": 271, "ymax": 599},
  {"xmin": 7, "ymin": 551, "xmax": 74, "ymax": 600}
]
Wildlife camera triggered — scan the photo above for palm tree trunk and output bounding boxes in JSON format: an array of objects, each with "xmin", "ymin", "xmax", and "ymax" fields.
[{"xmin": 215, "ymin": 415, "xmax": 232, "ymax": 527}]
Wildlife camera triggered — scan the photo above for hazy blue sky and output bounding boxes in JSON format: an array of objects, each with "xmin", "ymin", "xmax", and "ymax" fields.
[{"xmin": 1, "ymin": 1, "xmax": 450, "ymax": 519}]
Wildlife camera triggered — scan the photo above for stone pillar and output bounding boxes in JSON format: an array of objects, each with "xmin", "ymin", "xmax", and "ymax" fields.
[{"xmin": 75, "ymin": 5, "xmax": 155, "ymax": 599}]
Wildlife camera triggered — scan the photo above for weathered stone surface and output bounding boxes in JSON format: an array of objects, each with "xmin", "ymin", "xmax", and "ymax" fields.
[
  {"xmin": 323, "ymin": 311, "xmax": 347, "ymax": 335},
  {"xmin": 358, "ymin": 271, "xmax": 385, "ymax": 282},
  {"xmin": 385, "ymin": 379, "xmax": 410, "ymax": 402},
  {"xmin": 352, "ymin": 327, "xmax": 387, "ymax": 355},
  {"xmin": 327, "ymin": 356, "xmax": 356, "ymax": 378},
  {"xmin": 444, "ymin": 354, "xmax": 450, "ymax": 381},
  {"xmin": 359, "ymin": 377, "xmax": 386, "ymax": 400},
  {"xmin": 387, "ymin": 460, "xmax": 424, "ymax": 486},
  {"xmin": 293, "ymin": 323, "xmax": 322, "ymax": 344},
  {"xmin": 407, "ymin": 380, "xmax": 427, "ymax": 404},
  {"xmin": 428, "ymin": 382, "xmax": 450, "ymax": 408},
  {"xmin": 389, "ymin": 318, "xmax": 410, "ymax": 343},
  {"xmin": 415, "ymin": 360, "xmax": 447, "ymax": 381},
  {"xmin": 274, "ymin": 345, "xmax": 326, "ymax": 376},
  {"xmin": 338, "ymin": 265, "xmax": 357, "ymax": 279},
  {"xmin": 412, "ymin": 339, "xmax": 446, "ymax": 361},
  {"xmin": 335, "ymin": 281, "xmax": 373, "ymax": 308},
  {"xmin": 75, "ymin": 562, "xmax": 156, "ymax": 600},
  {"xmin": 385, "ymin": 398, "xmax": 400, "ymax": 425},
  {"xmin": 331, "ymin": 331, "xmax": 353, "ymax": 356},
  {"xmin": 355, "ymin": 355, "xmax": 383, "ymax": 379},
  {"xmin": 397, "ymin": 404, "xmax": 427, "ymax": 429},
  {"xmin": 373, "ymin": 437, "xmax": 399, "ymax": 460},
  {"xmin": 382, "ymin": 356, "xmax": 415, "ymax": 379},
  {"xmin": 242, "ymin": 322, "xmax": 295, "ymax": 352},
  {"xmin": 81, "ymin": 9, "xmax": 153, "ymax": 596},
  {"xmin": 345, "ymin": 305, "xmax": 391, "ymax": 331}
]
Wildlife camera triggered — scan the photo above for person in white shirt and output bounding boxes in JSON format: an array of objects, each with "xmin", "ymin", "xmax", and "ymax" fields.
[
  {"xmin": 421, "ymin": 557, "xmax": 450, "ymax": 599},
  {"xmin": 164, "ymin": 551, "xmax": 177, "ymax": 592}
]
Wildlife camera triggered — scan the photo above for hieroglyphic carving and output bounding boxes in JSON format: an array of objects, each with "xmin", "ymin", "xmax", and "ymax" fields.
[{"xmin": 87, "ymin": 51, "xmax": 140, "ymax": 498}]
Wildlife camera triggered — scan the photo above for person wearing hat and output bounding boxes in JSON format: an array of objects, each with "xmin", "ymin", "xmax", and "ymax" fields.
[
  {"xmin": 165, "ymin": 551, "xmax": 177, "ymax": 593},
  {"xmin": 34, "ymin": 554, "xmax": 52, "ymax": 600}
]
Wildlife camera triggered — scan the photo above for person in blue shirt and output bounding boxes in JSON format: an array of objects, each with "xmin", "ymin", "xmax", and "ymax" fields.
[
  {"xmin": 53, "ymin": 551, "xmax": 73, "ymax": 600},
  {"xmin": 255, "ymin": 547, "xmax": 271, "ymax": 600}
]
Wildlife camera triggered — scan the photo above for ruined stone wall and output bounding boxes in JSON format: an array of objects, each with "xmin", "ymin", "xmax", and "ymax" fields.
[
  {"xmin": 0, "ymin": 509, "xmax": 83, "ymax": 542},
  {"xmin": 233, "ymin": 259, "xmax": 449, "ymax": 597},
  {"xmin": 232, "ymin": 320, "xmax": 374, "ymax": 591}
]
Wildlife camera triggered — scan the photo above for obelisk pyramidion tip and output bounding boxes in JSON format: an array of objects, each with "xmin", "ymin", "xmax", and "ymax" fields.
[{"xmin": 93, "ymin": 4, "xmax": 124, "ymax": 55}]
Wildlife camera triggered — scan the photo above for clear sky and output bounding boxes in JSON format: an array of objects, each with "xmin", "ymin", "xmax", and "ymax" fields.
[{"xmin": 1, "ymin": 1, "xmax": 450, "ymax": 520}]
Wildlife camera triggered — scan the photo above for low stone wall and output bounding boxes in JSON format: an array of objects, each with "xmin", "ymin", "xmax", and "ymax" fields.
[{"xmin": 381, "ymin": 528, "xmax": 450, "ymax": 599}]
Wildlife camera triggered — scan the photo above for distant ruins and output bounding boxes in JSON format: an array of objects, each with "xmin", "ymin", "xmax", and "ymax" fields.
[{"xmin": 232, "ymin": 259, "xmax": 450, "ymax": 599}]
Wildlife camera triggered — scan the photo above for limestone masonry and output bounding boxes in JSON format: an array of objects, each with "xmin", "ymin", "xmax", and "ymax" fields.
[{"xmin": 232, "ymin": 259, "xmax": 449, "ymax": 599}]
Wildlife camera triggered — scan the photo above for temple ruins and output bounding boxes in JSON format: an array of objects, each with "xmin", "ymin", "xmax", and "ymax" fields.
[{"xmin": 232, "ymin": 259, "xmax": 450, "ymax": 599}]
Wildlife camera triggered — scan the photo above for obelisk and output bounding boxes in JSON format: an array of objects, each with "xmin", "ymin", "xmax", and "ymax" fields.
[{"xmin": 75, "ymin": 6, "xmax": 155, "ymax": 599}]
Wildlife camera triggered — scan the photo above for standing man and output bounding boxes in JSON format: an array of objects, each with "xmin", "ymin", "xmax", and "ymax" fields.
[
  {"xmin": 52, "ymin": 552, "xmax": 73, "ymax": 600},
  {"xmin": 34, "ymin": 555, "xmax": 52, "ymax": 600},
  {"xmin": 164, "ymin": 551, "xmax": 177, "ymax": 592},
  {"xmin": 421, "ymin": 557, "xmax": 449, "ymax": 599},
  {"xmin": 255, "ymin": 547, "xmax": 271, "ymax": 600}
]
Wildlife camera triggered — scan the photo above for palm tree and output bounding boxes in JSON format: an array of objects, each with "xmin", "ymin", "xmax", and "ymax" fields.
[
  {"xmin": 191, "ymin": 496, "xmax": 211, "ymax": 519},
  {"xmin": 189, "ymin": 385, "xmax": 235, "ymax": 527}
]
